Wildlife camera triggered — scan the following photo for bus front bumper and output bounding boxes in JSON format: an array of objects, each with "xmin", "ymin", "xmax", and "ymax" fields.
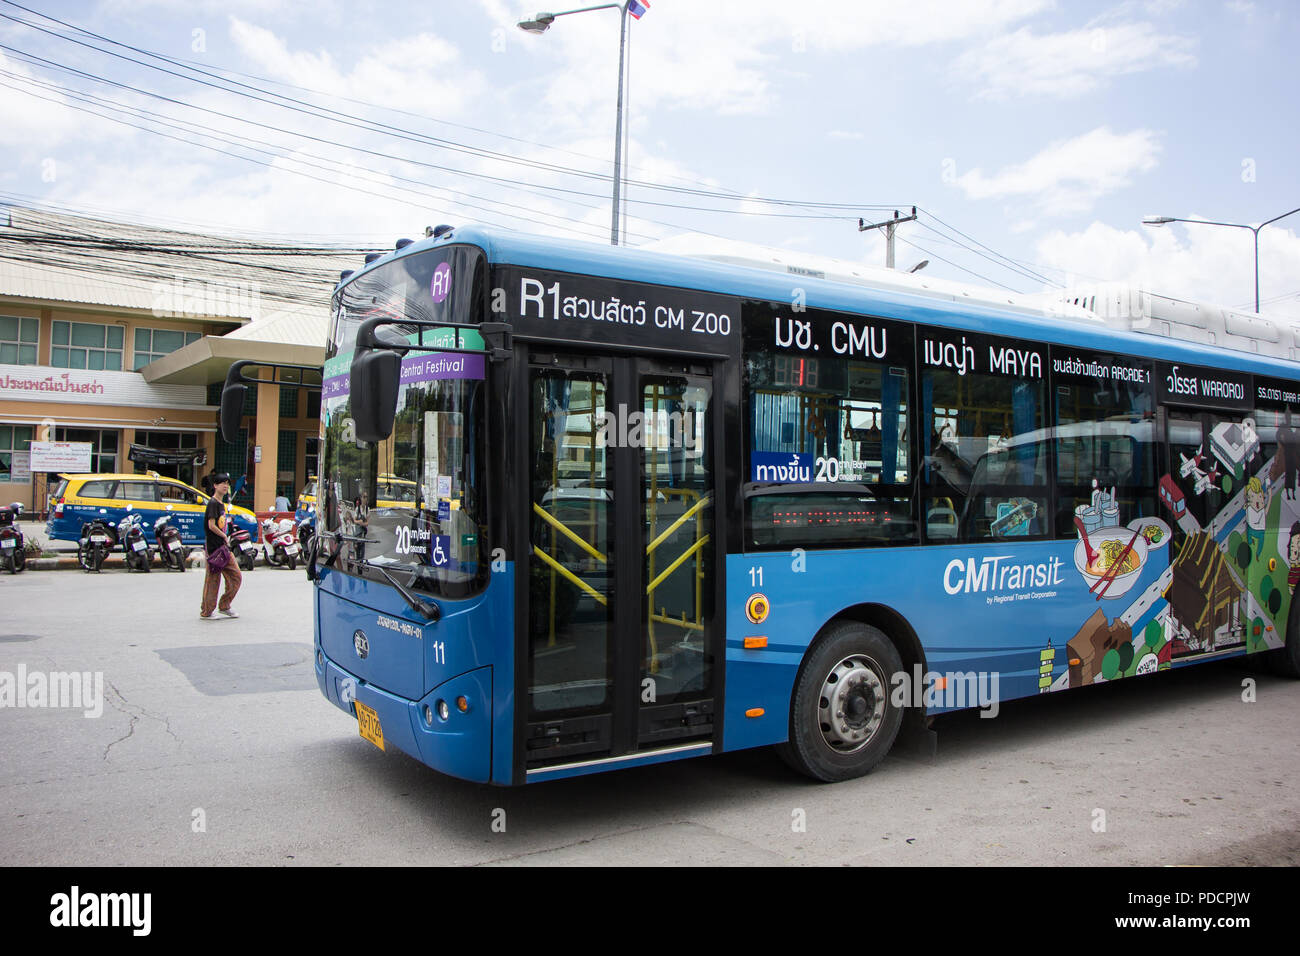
[{"xmin": 316, "ymin": 649, "xmax": 494, "ymax": 784}]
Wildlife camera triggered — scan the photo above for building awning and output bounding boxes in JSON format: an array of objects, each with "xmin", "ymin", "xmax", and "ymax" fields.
[{"xmin": 140, "ymin": 335, "xmax": 324, "ymax": 385}]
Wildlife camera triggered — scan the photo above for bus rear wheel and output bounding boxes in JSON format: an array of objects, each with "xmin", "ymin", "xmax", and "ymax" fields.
[{"xmin": 777, "ymin": 621, "xmax": 904, "ymax": 782}]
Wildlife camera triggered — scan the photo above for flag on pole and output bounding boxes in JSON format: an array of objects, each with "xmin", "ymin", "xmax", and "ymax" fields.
[{"xmin": 628, "ymin": 0, "xmax": 649, "ymax": 19}]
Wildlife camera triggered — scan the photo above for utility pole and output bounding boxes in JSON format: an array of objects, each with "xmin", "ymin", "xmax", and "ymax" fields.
[{"xmin": 859, "ymin": 207, "xmax": 917, "ymax": 269}]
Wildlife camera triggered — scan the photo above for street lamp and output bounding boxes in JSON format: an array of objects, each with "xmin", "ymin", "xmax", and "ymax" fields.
[
  {"xmin": 1142, "ymin": 207, "xmax": 1300, "ymax": 313},
  {"xmin": 518, "ymin": 4, "xmax": 630, "ymax": 246}
]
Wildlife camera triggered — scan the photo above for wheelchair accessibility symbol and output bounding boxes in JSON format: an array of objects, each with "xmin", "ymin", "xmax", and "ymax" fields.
[{"xmin": 429, "ymin": 535, "xmax": 451, "ymax": 568}]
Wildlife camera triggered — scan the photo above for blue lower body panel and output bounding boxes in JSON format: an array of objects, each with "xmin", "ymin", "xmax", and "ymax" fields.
[{"xmin": 317, "ymin": 649, "xmax": 494, "ymax": 784}]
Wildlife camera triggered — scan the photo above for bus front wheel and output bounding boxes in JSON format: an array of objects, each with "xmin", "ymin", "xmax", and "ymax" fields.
[{"xmin": 777, "ymin": 621, "xmax": 904, "ymax": 782}]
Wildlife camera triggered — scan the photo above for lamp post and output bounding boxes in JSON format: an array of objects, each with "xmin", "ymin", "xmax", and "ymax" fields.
[
  {"xmin": 1142, "ymin": 207, "xmax": 1300, "ymax": 313},
  {"xmin": 519, "ymin": 4, "xmax": 630, "ymax": 246}
]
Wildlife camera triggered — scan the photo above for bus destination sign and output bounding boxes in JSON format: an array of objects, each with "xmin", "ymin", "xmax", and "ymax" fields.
[{"xmin": 497, "ymin": 266, "xmax": 741, "ymax": 352}]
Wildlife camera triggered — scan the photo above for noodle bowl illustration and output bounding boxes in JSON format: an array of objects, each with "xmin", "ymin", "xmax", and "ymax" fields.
[{"xmin": 1073, "ymin": 527, "xmax": 1149, "ymax": 599}]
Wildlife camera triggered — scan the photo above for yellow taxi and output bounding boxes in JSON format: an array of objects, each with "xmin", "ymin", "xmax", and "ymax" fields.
[
  {"xmin": 46, "ymin": 472, "xmax": 259, "ymax": 546},
  {"xmin": 294, "ymin": 475, "xmax": 318, "ymax": 523}
]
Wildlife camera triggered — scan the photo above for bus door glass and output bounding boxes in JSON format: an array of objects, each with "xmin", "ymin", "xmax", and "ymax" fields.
[{"xmin": 525, "ymin": 351, "xmax": 717, "ymax": 768}]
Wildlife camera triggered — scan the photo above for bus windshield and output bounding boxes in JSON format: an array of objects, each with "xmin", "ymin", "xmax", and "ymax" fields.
[{"xmin": 319, "ymin": 244, "xmax": 488, "ymax": 598}]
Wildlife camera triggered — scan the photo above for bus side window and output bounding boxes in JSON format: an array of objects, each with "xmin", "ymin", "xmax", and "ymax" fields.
[
  {"xmin": 1053, "ymin": 367, "xmax": 1158, "ymax": 538},
  {"xmin": 922, "ymin": 351, "xmax": 1048, "ymax": 542}
]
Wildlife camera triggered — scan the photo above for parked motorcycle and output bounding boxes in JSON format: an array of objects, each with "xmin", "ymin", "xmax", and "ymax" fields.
[
  {"xmin": 296, "ymin": 511, "xmax": 315, "ymax": 555},
  {"xmin": 261, "ymin": 516, "xmax": 300, "ymax": 571},
  {"xmin": 118, "ymin": 512, "xmax": 152, "ymax": 572},
  {"xmin": 78, "ymin": 518, "xmax": 117, "ymax": 573},
  {"xmin": 229, "ymin": 522, "xmax": 257, "ymax": 572},
  {"xmin": 153, "ymin": 513, "xmax": 187, "ymax": 571},
  {"xmin": 0, "ymin": 504, "xmax": 25, "ymax": 573}
]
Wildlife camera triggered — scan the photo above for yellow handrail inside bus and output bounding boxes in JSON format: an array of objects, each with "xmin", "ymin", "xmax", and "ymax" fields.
[
  {"xmin": 532, "ymin": 546, "xmax": 608, "ymax": 606},
  {"xmin": 646, "ymin": 534, "xmax": 710, "ymax": 595},
  {"xmin": 533, "ymin": 502, "xmax": 608, "ymax": 564},
  {"xmin": 645, "ymin": 492, "xmax": 712, "ymax": 556}
]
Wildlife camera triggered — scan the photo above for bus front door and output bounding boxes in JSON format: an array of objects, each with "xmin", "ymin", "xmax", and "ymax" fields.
[{"xmin": 524, "ymin": 350, "xmax": 719, "ymax": 773}]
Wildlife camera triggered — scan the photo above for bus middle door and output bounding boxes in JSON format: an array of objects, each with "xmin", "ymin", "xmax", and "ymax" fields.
[{"xmin": 523, "ymin": 350, "xmax": 720, "ymax": 773}]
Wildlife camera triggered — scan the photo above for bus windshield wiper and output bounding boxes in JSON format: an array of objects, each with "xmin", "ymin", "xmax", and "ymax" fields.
[{"xmin": 363, "ymin": 559, "xmax": 441, "ymax": 622}]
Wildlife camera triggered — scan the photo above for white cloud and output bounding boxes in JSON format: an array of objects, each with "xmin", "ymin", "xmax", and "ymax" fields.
[
  {"xmin": 954, "ymin": 21, "xmax": 1196, "ymax": 99},
  {"xmin": 0, "ymin": 51, "xmax": 126, "ymax": 149},
  {"xmin": 955, "ymin": 127, "xmax": 1162, "ymax": 215},
  {"xmin": 504, "ymin": 0, "xmax": 1051, "ymax": 117},
  {"xmin": 1036, "ymin": 219, "xmax": 1300, "ymax": 319},
  {"xmin": 227, "ymin": 17, "xmax": 482, "ymax": 115}
]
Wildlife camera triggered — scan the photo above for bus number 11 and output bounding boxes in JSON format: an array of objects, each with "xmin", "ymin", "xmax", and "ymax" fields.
[{"xmin": 749, "ymin": 566, "xmax": 763, "ymax": 586}]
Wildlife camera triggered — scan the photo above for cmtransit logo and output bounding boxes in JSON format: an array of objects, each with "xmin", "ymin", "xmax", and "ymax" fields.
[{"xmin": 942, "ymin": 554, "xmax": 1066, "ymax": 596}]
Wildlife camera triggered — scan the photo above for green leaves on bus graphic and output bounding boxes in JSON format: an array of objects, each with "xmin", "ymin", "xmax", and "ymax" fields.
[
  {"xmin": 1101, "ymin": 648, "xmax": 1122, "ymax": 681},
  {"xmin": 1237, "ymin": 541, "xmax": 1252, "ymax": 569},
  {"xmin": 1268, "ymin": 588, "xmax": 1283, "ymax": 617},
  {"xmin": 1143, "ymin": 620, "xmax": 1163, "ymax": 653},
  {"xmin": 1117, "ymin": 642, "xmax": 1134, "ymax": 674}
]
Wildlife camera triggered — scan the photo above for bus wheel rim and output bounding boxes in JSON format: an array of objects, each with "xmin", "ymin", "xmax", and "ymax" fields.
[{"xmin": 817, "ymin": 655, "xmax": 886, "ymax": 754}]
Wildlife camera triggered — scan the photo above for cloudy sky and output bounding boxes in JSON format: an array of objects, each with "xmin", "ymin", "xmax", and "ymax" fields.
[{"xmin": 1, "ymin": 0, "xmax": 1298, "ymax": 317}]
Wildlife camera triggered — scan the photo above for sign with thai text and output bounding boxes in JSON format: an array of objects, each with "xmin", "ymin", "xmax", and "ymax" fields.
[{"xmin": 30, "ymin": 441, "xmax": 92, "ymax": 472}]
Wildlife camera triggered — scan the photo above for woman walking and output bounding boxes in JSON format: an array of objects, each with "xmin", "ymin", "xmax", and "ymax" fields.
[{"xmin": 200, "ymin": 471, "xmax": 242, "ymax": 619}]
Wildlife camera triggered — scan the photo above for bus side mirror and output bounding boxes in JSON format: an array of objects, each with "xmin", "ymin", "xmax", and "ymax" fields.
[
  {"xmin": 220, "ymin": 383, "xmax": 247, "ymax": 443},
  {"xmin": 350, "ymin": 349, "xmax": 401, "ymax": 443}
]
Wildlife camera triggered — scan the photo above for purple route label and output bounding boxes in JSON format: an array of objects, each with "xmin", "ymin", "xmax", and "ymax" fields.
[
  {"xmin": 320, "ymin": 351, "xmax": 481, "ymax": 401},
  {"xmin": 399, "ymin": 352, "xmax": 485, "ymax": 384},
  {"xmin": 322, "ymin": 375, "xmax": 348, "ymax": 399},
  {"xmin": 430, "ymin": 262, "xmax": 452, "ymax": 303}
]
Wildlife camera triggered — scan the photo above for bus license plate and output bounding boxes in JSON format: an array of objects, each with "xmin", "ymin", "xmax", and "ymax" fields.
[{"xmin": 354, "ymin": 700, "xmax": 384, "ymax": 751}]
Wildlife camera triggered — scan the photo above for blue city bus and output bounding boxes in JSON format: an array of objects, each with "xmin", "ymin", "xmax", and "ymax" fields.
[{"xmin": 232, "ymin": 224, "xmax": 1300, "ymax": 785}]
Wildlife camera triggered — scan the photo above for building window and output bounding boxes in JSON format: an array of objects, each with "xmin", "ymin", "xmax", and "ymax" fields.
[
  {"xmin": 0, "ymin": 425, "xmax": 33, "ymax": 481},
  {"xmin": 304, "ymin": 438, "xmax": 319, "ymax": 482},
  {"xmin": 51, "ymin": 321, "xmax": 124, "ymax": 371},
  {"xmin": 134, "ymin": 431, "xmax": 201, "ymax": 486},
  {"xmin": 0, "ymin": 316, "xmax": 39, "ymax": 365},
  {"xmin": 54, "ymin": 427, "xmax": 119, "ymax": 473},
  {"xmin": 306, "ymin": 389, "xmax": 321, "ymax": 420},
  {"xmin": 279, "ymin": 386, "xmax": 299, "ymax": 419},
  {"xmin": 133, "ymin": 328, "xmax": 201, "ymax": 370},
  {"xmin": 215, "ymin": 427, "xmax": 247, "ymax": 497},
  {"xmin": 277, "ymin": 429, "xmax": 297, "ymax": 474}
]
